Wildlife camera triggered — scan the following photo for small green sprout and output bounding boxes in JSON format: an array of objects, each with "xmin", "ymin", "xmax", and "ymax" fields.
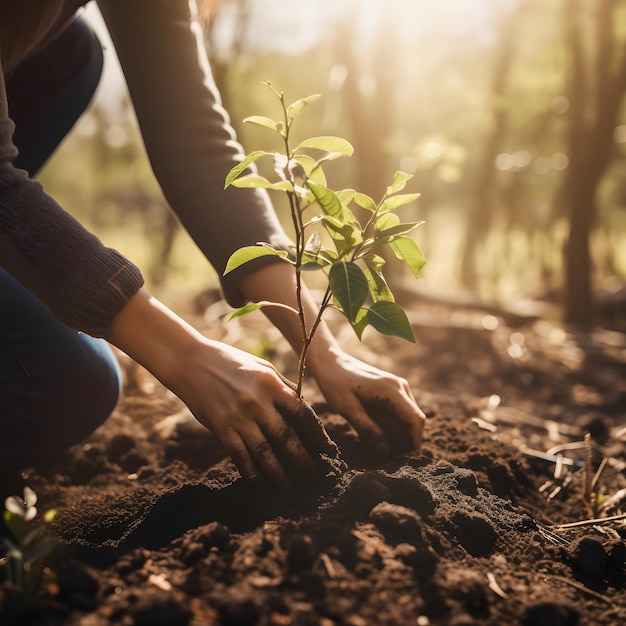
[
  {"xmin": 224, "ymin": 83, "xmax": 427, "ymax": 395},
  {"xmin": 1, "ymin": 487, "xmax": 58, "ymax": 596}
]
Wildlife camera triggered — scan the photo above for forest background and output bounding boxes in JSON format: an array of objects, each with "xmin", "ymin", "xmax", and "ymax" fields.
[{"xmin": 40, "ymin": 0, "xmax": 626, "ymax": 329}]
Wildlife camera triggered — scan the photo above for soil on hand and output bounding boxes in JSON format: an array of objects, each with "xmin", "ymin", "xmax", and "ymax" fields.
[{"xmin": 1, "ymin": 296, "xmax": 625, "ymax": 626}]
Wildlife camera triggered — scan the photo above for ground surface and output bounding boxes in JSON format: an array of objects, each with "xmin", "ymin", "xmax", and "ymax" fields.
[{"xmin": 1, "ymin": 293, "xmax": 626, "ymax": 626}]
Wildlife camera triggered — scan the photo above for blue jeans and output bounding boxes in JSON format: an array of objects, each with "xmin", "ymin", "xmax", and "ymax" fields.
[{"xmin": 1, "ymin": 19, "xmax": 121, "ymax": 470}]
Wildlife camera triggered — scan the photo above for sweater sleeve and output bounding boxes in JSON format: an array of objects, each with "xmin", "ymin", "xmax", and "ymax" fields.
[
  {"xmin": 97, "ymin": 0, "xmax": 293, "ymax": 307},
  {"xmin": 0, "ymin": 58, "xmax": 144, "ymax": 337}
]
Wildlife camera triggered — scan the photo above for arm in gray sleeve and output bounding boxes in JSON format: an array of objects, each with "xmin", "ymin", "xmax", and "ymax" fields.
[
  {"xmin": 0, "ymin": 56, "xmax": 144, "ymax": 337},
  {"xmin": 98, "ymin": 0, "xmax": 293, "ymax": 306}
]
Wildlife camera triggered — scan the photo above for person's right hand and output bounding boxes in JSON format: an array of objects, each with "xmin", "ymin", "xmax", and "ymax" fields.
[
  {"xmin": 108, "ymin": 290, "xmax": 340, "ymax": 487},
  {"xmin": 170, "ymin": 337, "xmax": 340, "ymax": 486}
]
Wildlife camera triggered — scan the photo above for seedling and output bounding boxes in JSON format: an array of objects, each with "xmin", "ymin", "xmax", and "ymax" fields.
[
  {"xmin": 1, "ymin": 487, "xmax": 58, "ymax": 596},
  {"xmin": 224, "ymin": 83, "xmax": 426, "ymax": 395}
]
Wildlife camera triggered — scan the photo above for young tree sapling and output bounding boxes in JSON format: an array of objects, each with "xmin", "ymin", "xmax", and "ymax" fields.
[{"xmin": 224, "ymin": 83, "xmax": 427, "ymax": 396}]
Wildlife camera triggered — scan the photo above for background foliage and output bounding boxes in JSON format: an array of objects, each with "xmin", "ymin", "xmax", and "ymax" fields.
[{"xmin": 39, "ymin": 0, "xmax": 626, "ymax": 327}]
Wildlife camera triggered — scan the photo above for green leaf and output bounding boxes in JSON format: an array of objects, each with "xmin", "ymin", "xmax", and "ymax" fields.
[
  {"xmin": 318, "ymin": 247, "xmax": 339, "ymax": 264},
  {"xmin": 389, "ymin": 236, "xmax": 427, "ymax": 279},
  {"xmin": 375, "ymin": 213, "xmax": 423, "ymax": 238},
  {"xmin": 294, "ymin": 155, "xmax": 327, "ymax": 186},
  {"xmin": 224, "ymin": 245, "xmax": 288, "ymax": 275},
  {"xmin": 307, "ymin": 182, "xmax": 359, "ymax": 228},
  {"xmin": 386, "ymin": 171, "xmax": 413, "ymax": 195},
  {"xmin": 350, "ymin": 308, "xmax": 369, "ymax": 340},
  {"xmin": 363, "ymin": 254, "xmax": 395, "ymax": 302},
  {"xmin": 295, "ymin": 136, "xmax": 354, "ymax": 156},
  {"xmin": 366, "ymin": 301, "xmax": 416, "ymax": 342},
  {"xmin": 322, "ymin": 216, "xmax": 362, "ymax": 252},
  {"xmin": 298, "ymin": 261, "xmax": 328, "ymax": 271},
  {"xmin": 294, "ymin": 154, "xmax": 317, "ymax": 177},
  {"xmin": 354, "ymin": 192, "xmax": 377, "ymax": 212},
  {"xmin": 231, "ymin": 175, "xmax": 294, "ymax": 192},
  {"xmin": 287, "ymin": 94, "xmax": 321, "ymax": 119},
  {"xmin": 380, "ymin": 222, "xmax": 423, "ymax": 239},
  {"xmin": 375, "ymin": 213, "xmax": 400, "ymax": 232},
  {"xmin": 224, "ymin": 151, "xmax": 270, "ymax": 188},
  {"xmin": 379, "ymin": 193, "xmax": 421, "ymax": 213},
  {"xmin": 307, "ymin": 181, "xmax": 342, "ymax": 218},
  {"xmin": 3, "ymin": 511, "xmax": 29, "ymax": 543},
  {"xmin": 336, "ymin": 189, "xmax": 357, "ymax": 206},
  {"xmin": 229, "ymin": 303, "xmax": 263, "ymax": 319},
  {"xmin": 328, "ymin": 261, "xmax": 369, "ymax": 322},
  {"xmin": 243, "ymin": 115, "xmax": 280, "ymax": 131},
  {"xmin": 302, "ymin": 250, "xmax": 334, "ymax": 267}
]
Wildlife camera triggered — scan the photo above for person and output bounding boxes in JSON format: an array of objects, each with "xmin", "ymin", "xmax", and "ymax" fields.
[{"xmin": 0, "ymin": 0, "xmax": 425, "ymax": 485}]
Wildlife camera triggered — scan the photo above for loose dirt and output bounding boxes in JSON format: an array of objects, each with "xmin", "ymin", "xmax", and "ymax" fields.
[{"xmin": 1, "ymin": 295, "xmax": 625, "ymax": 626}]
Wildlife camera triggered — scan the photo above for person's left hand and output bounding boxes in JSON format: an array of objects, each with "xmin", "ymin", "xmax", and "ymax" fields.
[{"xmin": 308, "ymin": 347, "xmax": 425, "ymax": 455}]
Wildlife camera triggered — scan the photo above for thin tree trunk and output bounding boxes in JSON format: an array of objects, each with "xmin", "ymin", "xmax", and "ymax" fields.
[
  {"xmin": 561, "ymin": 0, "xmax": 626, "ymax": 327},
  {"xmin": 460, "ymin": 1, "xmax": 530, "ymax": 290}
]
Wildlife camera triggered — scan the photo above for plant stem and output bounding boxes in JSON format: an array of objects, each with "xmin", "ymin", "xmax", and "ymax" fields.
[
  {"xmin": 295, "ymin": 288, "xmax": 332, "ymax": 396},
  {"xmin": 277, "ymin": 95, "xmax": 310, "ymax": 396}
]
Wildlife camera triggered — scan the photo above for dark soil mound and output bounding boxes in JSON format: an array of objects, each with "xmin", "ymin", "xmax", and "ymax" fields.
[{"xmin": 2, "ymin": 299, "xmax": 625, "ymax": 625}]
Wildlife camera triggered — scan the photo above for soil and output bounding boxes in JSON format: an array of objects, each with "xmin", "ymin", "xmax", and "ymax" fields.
[{"xmin": 1, "ymin": 294, "xmax": 626, "ymax": 626}]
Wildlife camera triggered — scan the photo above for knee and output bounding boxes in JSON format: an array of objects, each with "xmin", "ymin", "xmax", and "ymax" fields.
[
  {"xmin": 60, "ymin": 18, "xmax": 104, "ymax": 104},
  {"xmin": 71, "ymin": 337, "xmax": 123, "ymax": 425},
  {"xmin": 56, "ymin": 335, "xmax": 122, "ymax": 442},
  {"xmin": 73, "ymin": 19, "xmax": 104, "ymax": 95},
  {"xmin": 0, "ymin": 335, "xmax": 122, "ymax": 469}
]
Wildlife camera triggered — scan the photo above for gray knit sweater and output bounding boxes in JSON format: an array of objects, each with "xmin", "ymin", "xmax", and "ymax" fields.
[{"xmin": 0, "ymin": 0, "xmax": 291, "ymax": 337}]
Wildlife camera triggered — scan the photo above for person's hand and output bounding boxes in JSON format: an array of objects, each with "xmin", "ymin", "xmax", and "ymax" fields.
[
  {"xmin": 308, "ymin": 347, "xmax": 425, "ymax": 456},
  {"xmin": 108, "ymin": 290, "xmax": 341, "ymax": 486},
  {"xmin": 170, "ymin": 338, "xmax": 340, "ymax": 486},
  {"xmin": 238, "ymin": 264, "xmax": 425, "ymax": 456}
]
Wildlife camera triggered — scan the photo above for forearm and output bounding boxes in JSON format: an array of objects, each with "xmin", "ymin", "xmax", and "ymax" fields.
[{"xmin": 106, "ymin": 288, "xmax": 203, "ymax": 395}]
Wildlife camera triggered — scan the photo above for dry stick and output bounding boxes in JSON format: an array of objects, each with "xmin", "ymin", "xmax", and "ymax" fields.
[
  {"xmin": 583, "ymin": 432, "xmax": 593, "ymax": 505},
  {"xmin": 598, "ymin": 487, "xmax": 626, "ymax": 514},
  {"xmin": 545, "ymin": 575, "xmax": 612, "ymax": 604},
  {"xmin": 320, "ymin": 553, "xmax": 336, "ymax": 578},
  {"xmin": 552, "ymin": 512, "xmax": 626, "ymax": 529},
  {"xmin": 589, "ymin": 457, "xmax": 608, "ymax": 495},
  {"xmin": 546, "ymin": 440, "xmax": 587, "ymax": 456},
  {"xmin": 486, "ymin": 572, "xmax": 508, "ymax": 599}
]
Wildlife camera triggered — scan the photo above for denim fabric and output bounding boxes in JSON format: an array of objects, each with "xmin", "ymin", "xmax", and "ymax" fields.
[
  {"xmin": 1, "ymin": 18, "xmax": 121, "ymax": 470},
  {"xmin": 6, "ymin": 18, "xmax": 104, "ymax": 176}
]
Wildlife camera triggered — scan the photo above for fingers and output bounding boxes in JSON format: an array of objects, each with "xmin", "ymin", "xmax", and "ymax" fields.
[
  {"xmin": 333, "ymin": 375, "xmax": 425, "ymax": 454},
  {"xmin": 218, "ymin": 393, "xmax": 338, "ymax": 488},
  {"xmin": 395, "ymin": 382, "xmax": 426, "ymax": 449},
  {"xmin": 276, "ymin": 393, "xmax": 337, "ymax": 457},
  {"xmin": 220, "ymin": 424, "xmax": 294, "ymax": 487},
  {"xmin": 275, "ymin": 389, "xmax": 344, "ymax": 471},
  {"xmin": 259, "ymin": 408, "xmax": 319, "ymax": 483},
  {"xmin": 334, "ymin": 396, "xmax": 392, "ymax": 455}
]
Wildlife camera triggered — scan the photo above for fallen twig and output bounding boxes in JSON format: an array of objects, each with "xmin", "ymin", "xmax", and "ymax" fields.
[
  {"xmin": 544, "ymin": 575, "xmax": 612, "ymax": 604},
  {"xmin": 583, "ymin": 433, "xmax": 593, "ymax": 504},
  {"xmin": 487, "ymin": 572, "xmax": 508, "ymax": 599},
  {"xmin": 598, "ymin": 488, "xmax": 626, "ymax": 515},
  {"xmin": 551, "ymin": 512, "xmax": 626, "ymax": 530}
]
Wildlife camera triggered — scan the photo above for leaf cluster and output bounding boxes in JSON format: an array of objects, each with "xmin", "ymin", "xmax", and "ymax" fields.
[
  {"xmin": 224, "ymin": 83, "xmax": 426, "ymax": 343},
  {"xmin": 1, "ymin": 488, "xmax": 58, "ymax": 596}
]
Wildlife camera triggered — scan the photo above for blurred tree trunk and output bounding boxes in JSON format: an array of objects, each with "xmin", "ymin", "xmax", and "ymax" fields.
[
  {"xmin": 460, "ymin": 0, "xmax": 532, "ymax": 291},
  {"xmin": 561, "ymin": 0, "xmax": 626, "ymax": 327},
  {"xmin": 332, "ymin": 3, "xmax": 404, "ymax": 286},
  {"xmin": 334, "ymin": 5, "xmax": 396, "ymax": 200}
]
